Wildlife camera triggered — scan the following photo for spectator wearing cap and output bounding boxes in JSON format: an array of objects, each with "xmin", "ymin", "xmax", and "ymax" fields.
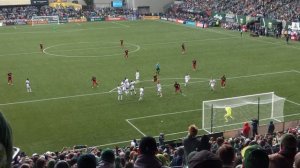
[
  {"xmin": 188, "ymin": 150, "xmax": 222, "ymax": 168},
  {"xmin": 241, "ymin": 145, "xmax": 269, "ymax": 168},
  {"xmin": 183, "ymin": 124, "xmax": 201, "ymax": 163},
  {"xmin": 0, "ymin": 112, "xmax": 13, "ymax": 168},
  {"xmin": 217, "ymin": 144, "xmax": 235, "ymax": 168},
  {"xmin": 98, "ymin": 149, "xmax": 115, "ymax": 168},
  {"xmin": 268, "ymin": 121, "xmax": 275, "ymax": 135},
  {"xmin": 134, "ymin": 136, "xmax": 162, "ymax": 168},
  {"xmin": 269, "ymin": 133, "xmax": 297, "ymax": 168},
  {"xmin": 77, "ymin": 154, "xmax": 97, "ymax": 168}
]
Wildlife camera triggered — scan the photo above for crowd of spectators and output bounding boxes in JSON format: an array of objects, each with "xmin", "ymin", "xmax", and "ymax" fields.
[
  {"xmin": 0, "ymin": 5, "xmax": 134, "ymax": 22},
  {"xmin": 167, "ymin": 0, "xmax": 299, "ymax": 22},
  {"xmin": 2, "ymin": 111, "xmax": 300, "ymax": 168}
]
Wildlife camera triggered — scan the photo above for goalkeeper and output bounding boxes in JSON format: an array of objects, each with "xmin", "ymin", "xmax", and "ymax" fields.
[{"xmin": 224, "ymin": 106, "xmax": 234, "ymax": 122}]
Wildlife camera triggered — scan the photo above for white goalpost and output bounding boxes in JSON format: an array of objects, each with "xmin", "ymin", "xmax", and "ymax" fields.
[
  {"xmin": 31, "ymin": 16, "xmax": 60, "ymax": 26},
  {"xmin": 202, "ymin": 92, "xmax": 285, "ymax": 133}
]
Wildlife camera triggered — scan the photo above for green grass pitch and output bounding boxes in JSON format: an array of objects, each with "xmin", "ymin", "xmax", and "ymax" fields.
[{"xmin": 0, "ymin": 20, "xmax": 299, "ymax": 154}]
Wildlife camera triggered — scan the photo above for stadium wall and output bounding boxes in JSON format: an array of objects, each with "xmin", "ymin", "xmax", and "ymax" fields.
[
  {"xmin": 93, "ymin": 0, "xmax": 174, "ymax": 13},
  {"xmin": 126, "ymin": 0, "xmax": 174, "ymax": 13},
  {"xmin": 93, "ymin": 0, "xmax": 111, "ymax": 8}
]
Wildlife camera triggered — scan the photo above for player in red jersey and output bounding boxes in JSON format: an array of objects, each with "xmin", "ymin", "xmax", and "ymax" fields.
[
  {"xmin": 124, "ymin": 49, "xmax": 128, "ymax": 59},
  {"xmin": 181, "ymin": 43, "xmax": 186, "ymax": 54},
  {"xmin": 8, "ymin": 72, "xmax": 13, "ymax": 85},
  {"xmin": 40, "ymin": 43, "xmax": 44, "ymax": 52},
  {"xmin": 192, "ymin": 59, "xmax": 197, "ymax": 71},
  {"xmin": 174, "ymin": 81, "xmax": 182, "ymax": 93},
  {"xmin": 91, "ymin": 76, "xmax": 99, "ymax": 88},
  {"xmin": 120, "ymin": 40, "xmax": 124, "ymax": 47},
  {"xmin": 221, "ymin": 75, "xmax": 226, "ymax": 88}
]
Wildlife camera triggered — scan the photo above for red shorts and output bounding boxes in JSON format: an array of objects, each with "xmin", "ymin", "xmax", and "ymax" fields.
[
  {"xmin": 221, "ymin": 80, "xmax": 226, "ymax": 86},
  {"xmin": 93, "ymin": 81, "xmax": 97, "ymax": 85},
  {"xmin": 8, "ymin": 77, "xmax": 12, "ymax": 81},
  {"xmin": 193, "ymin": 64, "xmax": 196, "ymax": 68},
  {"xmin": 175, "ymin": 88, "xmax": 180, "ymax": 92}
]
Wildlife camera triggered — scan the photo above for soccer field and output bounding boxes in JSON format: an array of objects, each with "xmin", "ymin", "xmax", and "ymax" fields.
[{"xmin": 0, "ymin": 20, "xmax": 299, "ymax": 154}]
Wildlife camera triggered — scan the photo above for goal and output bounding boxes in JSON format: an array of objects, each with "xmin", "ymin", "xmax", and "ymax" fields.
[
  {"xmin": 202, "ymin": 92, "xmax": 285, "ymax": 133},
  {"xmin": 31, "ymin": 16, "xmax": 60, "ymax": 26}
]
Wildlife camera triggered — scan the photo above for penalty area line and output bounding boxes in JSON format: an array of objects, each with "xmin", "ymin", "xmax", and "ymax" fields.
[{"xmin": 126, "ymin": 119, "xmax": 146, "ymax": 136}]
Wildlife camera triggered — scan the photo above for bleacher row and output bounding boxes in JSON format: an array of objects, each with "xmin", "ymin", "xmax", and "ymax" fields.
[{"xmin": 1, "ymin": 111, "xmax": 300, "ymax": 168}]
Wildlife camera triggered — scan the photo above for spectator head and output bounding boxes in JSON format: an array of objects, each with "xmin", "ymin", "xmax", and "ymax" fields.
[
  {"xmin": 295, "ymin": 152, "xmax": 300, "ymax": 168},
  {"xmin": 54, "ymin": 160, "xmax": 69, "ymax": 168},
  {"xmin": 242, "ymin": 145, "xmax": 269, "ymax": 168},
  {"xmin": 20, "ymin": 164, "xmax": 30, "ymax": 168},
  {"xmin": 188, "ymin": 150, "xmax": 222, "ymax": 168},
  {"xmin": 77, "ymin": 154, "xmax": 97, "ymax": 168},
  {"xmin": 188, "ymin": 124, "xmax": 198, "ymax": 137},
  {"xmin": 217, "ymin": 144, "xmax": 235, "ymax": 166},
  {"xmin": 177, "ymin": 147, "xmax": 184, "ymax": 157},
  {"xmin": 216, "ymin": 137, "xmax": 224, "ymax": 146},
  {"xmin": 124, "ymin": 161, "xmax": 134, "ymax": 168},
  {"xmin": 101, "ymin": 149, "xmax": 115, "ymax": 164},
  {"xmin": 36, "ymin": 157, "xmax": 46, "ymax": 168},
  {"xmin": 138, "ymin": 136, "xmax": 158, "ymax": 156},
  {"xmin": 0, "ymin": 112, "xmax": 13, "ymax": 168},
  {"xmin": 47, "ymin": 159, "xmax": 56, "ymax": 168},
  {"xmin": 280, "ymin": 133, "xmax": 297, "ymax": 156}
]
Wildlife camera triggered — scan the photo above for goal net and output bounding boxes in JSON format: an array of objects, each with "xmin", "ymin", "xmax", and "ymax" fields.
[
  {"xmin": 31, "ymin": 16, "xmax": 59, "ymax": 26},
  {"xmin": 202, "ymin": 92, "xmax": 285, "ymax": 133}
]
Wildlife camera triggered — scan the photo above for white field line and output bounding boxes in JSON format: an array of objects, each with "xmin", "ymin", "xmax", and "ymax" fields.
[
  {"xmin": 292, "ymin": 70, "xmax": 300, "ymax": 74},
  {"xmin": 126, "ymin": 109, "xmax": 201, "ymax": 120},
  {"xmin": 0, "ymin": 51, "xmax": 41, "ymax": 57},
  {"xmin": 0, "ymin": 70, "xmax": 296, "ymax": 106},
  {"xmin": 140, "ymin": 36, "xmax": 238, "ymax": 46},
  {"xmin": 126, "ymin": 119, "xmax": 146, "ymax": 136},
  {"xmin": 109, "ymin": 87, "xmax": 117, "ymax": 92},
  {"xmin": 43, "ymin": 42, "xmax": 141, "ymax": 58},
  {"xmin": 0, "ymin": 36, "xmax": 236, "ymax": 58},
  {"xmin": 97, "ymin": 106, "xmax": 300, "ymax": 148},
  {"xmin": 0, "ymin": 26, "xmax": 124, "ymax": 35},
  {"xmin": 286, "ymin": 99, "xmax": 300, "ymax": 106},
  {"xmin": 47, "ymin": 45, "xmax": 124, "ymax": 53},
  {"xmin": 111, "ymin": 21, "xmax": 130, "ymax": 28},
  {"xmin": 0, "ymin": 91, "xmax": 111, "ymax": 106},
  {"xmin": 158, "ymin": 20, "xmax": 300, "ymax": 50},
  {"xmin": 111, "ymin": 70, "xmax": 294, "ymax": 96}
]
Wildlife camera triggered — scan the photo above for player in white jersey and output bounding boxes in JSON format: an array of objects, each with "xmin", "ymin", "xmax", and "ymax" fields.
[
  {"xmin": 157, "ymin": 81, "xmax": 162, "ymax": 97},
  {"xmin": 121, "ymin": 80, "xmax": 126, "ymax": 92},
  {"xmin": 138, "ymin": 87, "xmax": 144, "ymax": 101},
  {"xmin": 125, "ymin": 79, "xmax": 130, "ymax": 95},
  {"xmin": 129, "ymin": 80, "xmax": 136, "ymax": 95},
  {"xmin": 209, "ymin": 77, "xmax": 216, "ymax": 91},
  {"xmin": 25, "ymin": 78, "xmax": 32, "ymax": 92},
  {"xmin": 135, "ymin": 70, "xmax": 140, "ymax": 83},
  {"xmin": 117, "ymin": 85, "xmax": 123, "ymax": 100},
  {"xmin": 184, "ymin": 74, "xmax": 191, "ymax": 87}
]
